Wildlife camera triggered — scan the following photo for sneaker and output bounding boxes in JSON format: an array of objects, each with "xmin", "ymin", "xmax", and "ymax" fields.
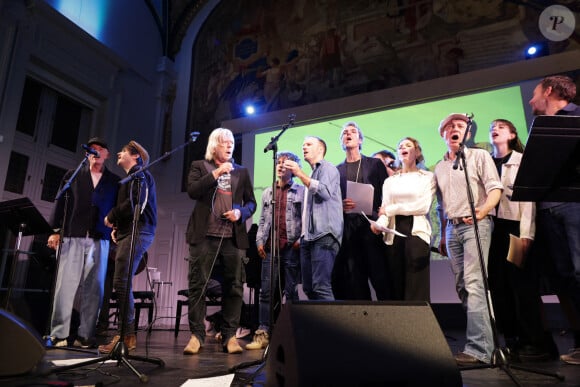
[
  {"xmin": 73, "ymin": 337, "xmax": 96, "ymax": 349},
  {"xmin": 183, "ymin": 335, "xmax": 202, "ymax": 355},
  {"xmin": 53, "ymin": 338, "xmax": 68, "ymax": 347},
  {"xmin": 455, "ymin": 352, "xmax": 484, "ymax": 365},
  {"xmin": 560, "ymin": 348, "xmax": 580, "ymax": 365},
  {"xmin": 245, "ymin": 329, "xmax": 269, "ymax": 350},
  {"xmin": 224, "ymin": 336, "xmax": 243, "ymax": 354},
  {"xmin": 98, "ymin": 334, "xmax": 136, "ymax": 354}
]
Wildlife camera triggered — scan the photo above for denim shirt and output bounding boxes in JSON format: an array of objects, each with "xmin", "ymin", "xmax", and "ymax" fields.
[
  {"xmin": 302, "ymin": 159, "xmax": 343, "ymax": 244},
  {"xmin": 256, "ymin": 181, "xmax": 304, "ymax": 247}
]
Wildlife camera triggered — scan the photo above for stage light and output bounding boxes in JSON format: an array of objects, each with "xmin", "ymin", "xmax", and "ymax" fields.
[
  {"xmin": 525, "ymin": 42, "xmax": 549, "ymax": 59},
  {"xmin": 244, "ymin": 105, "xmax": 256, "ymax": 115}
]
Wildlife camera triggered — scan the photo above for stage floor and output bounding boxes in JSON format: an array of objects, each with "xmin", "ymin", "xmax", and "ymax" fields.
[{"xmin": 1, "ymin": 327, "xmax": 579, "ymax": 387}]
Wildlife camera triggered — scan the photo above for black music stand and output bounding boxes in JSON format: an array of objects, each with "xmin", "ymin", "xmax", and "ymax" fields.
[
  {"xmin": 511, "ymin": 115, "xmax": 580, "ymax": 202},
  {"xmin": 0, "ymin": 197, "xmax": 52, "ymax": 310}
]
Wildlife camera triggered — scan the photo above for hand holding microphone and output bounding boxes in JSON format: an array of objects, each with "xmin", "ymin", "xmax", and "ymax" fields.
[{"xmin": 213, "ymin": 161, "xmax": 234, "ymax": 179}]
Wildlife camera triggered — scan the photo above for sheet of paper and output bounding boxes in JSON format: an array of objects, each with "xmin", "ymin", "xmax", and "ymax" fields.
[
  {"xmin": 361, "ymin": 212, "xmax": 407, "ymax": 237},
  {"xmin": 506, "ymin": 233, "xmax": 524, "ymax": 268},
  {"xmin": 51, "ymin": 357, "xmax": 116, "ymax": 366},
  {"xmin": 346, "ymin": 181, "xmax": 374, "ymax": 216},
  {"xmin": 181, "ymin": 374, "xmax": 235, "ymax": 387}
]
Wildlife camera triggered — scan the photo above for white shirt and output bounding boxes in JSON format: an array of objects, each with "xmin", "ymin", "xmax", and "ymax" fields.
[{"xmin": 376, "ymin": 170, "xmax": 436, "ymax": 245}]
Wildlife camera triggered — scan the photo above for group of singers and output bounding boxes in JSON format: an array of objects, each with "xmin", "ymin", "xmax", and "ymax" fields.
[{"xmin": 46, "ymin": 74, "xmax": 580, "ymax": 366}]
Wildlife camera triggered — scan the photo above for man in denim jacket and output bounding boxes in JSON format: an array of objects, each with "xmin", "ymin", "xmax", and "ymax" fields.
[
  {"xmin": 284, "ymin": 136, "xmax": 343, "ymax": 300},
  {"xmin": 246, "ymin": 151, "xmax": 304, "ymax": 350}
]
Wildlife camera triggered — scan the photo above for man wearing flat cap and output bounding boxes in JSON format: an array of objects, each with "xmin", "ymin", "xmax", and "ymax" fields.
[
  {"xmin": 99, "ymin": 140, "xmax": 157, "ymax": 353},
  {"xmin": 48, "ymin": 137, "xmax": 120, "ymax": 348},
  {"xmin": 433, "ymin": 113, "xmax": 502, "ymax": 366}
]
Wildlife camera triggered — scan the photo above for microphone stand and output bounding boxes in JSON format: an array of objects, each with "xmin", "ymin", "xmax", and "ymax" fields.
[
  {"xmin": 453, "ymin": 116, "xmax": 563, "ymax": 386},
  {"xmin": 45, "ymin": 133, "xmax": 200, "ymax": 380},
  {"xmin": 230, "ymin": 115, "xmax": 296, "ymax": 374},
  {"xmin": 263, "ymin": 114, "xmax": 295, "ymax": 334}
]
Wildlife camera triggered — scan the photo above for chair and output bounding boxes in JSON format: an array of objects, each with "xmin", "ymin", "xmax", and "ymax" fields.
[
  {"xmin": 109, "ymin": 290, "xmax": 154, "ymax": 333},
  {"xmin": 174, "ymin": 280, "xmax": 222, "ymax": 337}
]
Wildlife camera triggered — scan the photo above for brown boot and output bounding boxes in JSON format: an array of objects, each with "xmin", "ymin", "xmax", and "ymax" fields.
[
  {"xmin": 98, "ymin": 334, "xmax": 137, "ymax": 354},
  {"xmin": 225, "ymin": 336, "xmax": 243, "ymax": 354},
  {"xmin": 183, "ymin": 335, "xmax": 201, "ymax": 355}
]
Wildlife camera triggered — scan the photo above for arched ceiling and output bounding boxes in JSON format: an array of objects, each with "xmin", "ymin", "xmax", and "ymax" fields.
[{"xmin": 145, "ymin": 0, "xmax": 210, "ymax": 60}]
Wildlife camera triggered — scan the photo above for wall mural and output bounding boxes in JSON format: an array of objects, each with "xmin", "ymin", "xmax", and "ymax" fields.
[{"xmin": 187, "ymin": 0, "xmax": 579, "ymax": 139}]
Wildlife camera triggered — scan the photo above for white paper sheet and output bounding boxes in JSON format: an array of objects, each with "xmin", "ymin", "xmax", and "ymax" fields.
[
  {"xmin": 345, "ymin": 181, "xmax": 374, "ymax": 216},
  {"xmin": 361, "ymin": 212, "xmax": 407, "ymax": 237}
]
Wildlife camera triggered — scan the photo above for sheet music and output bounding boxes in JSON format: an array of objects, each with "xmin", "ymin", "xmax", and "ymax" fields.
[
  {"xmin": 345, "ymin": 181, "xmax": 374, "ymax": 216},
  {"xmin": 361, "ymin": 212, "xmax": 407, "ymax": 237}
]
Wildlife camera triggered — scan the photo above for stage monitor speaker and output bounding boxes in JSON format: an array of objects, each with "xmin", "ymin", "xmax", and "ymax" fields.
[
  {"xmin": 0, "ymin": 308, "xmax": 45, "ymax": 376},
  {"xmin": 266, "ymin": 301, "xmax": 461, "ymax": 387}
]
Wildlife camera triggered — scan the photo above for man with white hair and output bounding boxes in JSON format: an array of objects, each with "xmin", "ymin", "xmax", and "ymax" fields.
[{"xmin": 183, "ymin": 128, "xmax": 256, "ymax": 355}]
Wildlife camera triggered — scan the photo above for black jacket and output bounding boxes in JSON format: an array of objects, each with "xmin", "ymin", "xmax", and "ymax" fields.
[
  {"xmin": 51, "ymin": 165, "xmax": 120, "ymax": 240},
  {"xmin": 186, "ymin": 159, "xmax": 256, "ymax": 249},
  {"xmin": 106, "ymin": 165, "xmax": 157, "ymax": 240}
]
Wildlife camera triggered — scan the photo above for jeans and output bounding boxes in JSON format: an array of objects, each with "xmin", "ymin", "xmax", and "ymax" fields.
[
  {"xmin": 539, "ymin": 203, "xmax": 580, "ymax": 320},
  {"xmin": 187, "ymin": 238, "xmax": 244, "ymax": 343},
  {"xmin": 301, "ymin": 234, "xmax": 339, "ymax": 300},
  {"xmin": 51, "ymin": 237, "xmax": 108, "ymax": 340},
  {"xmin": 113, "ymin": 232, "xmax": 154, "ymax": 335},
  {"xmin": 446, "ymin": 217, "xmax": 493, "ymax": 362},
  {"xmin": 258, "ymin": 245, "xmax": 301, "ymax": 332}
]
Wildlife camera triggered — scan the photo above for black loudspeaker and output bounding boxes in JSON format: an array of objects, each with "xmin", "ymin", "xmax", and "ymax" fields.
[
  {"xmin": 266, "ymin": 301, "xmax": 462, "ymax": 387},
  {"xmin": 0, "ymin": 308, "xmax": 45, "ymax": 376}
]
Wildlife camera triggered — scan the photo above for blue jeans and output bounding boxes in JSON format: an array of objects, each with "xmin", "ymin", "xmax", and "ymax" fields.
[
  {"xmin": 446, "ymin": 217, "xmax": 493, "ymax": 362},
  {"xmin": 187, "ymin": 238, "xmax": 244, "ymax": 343},
  {"xmin": 113, "ymin": 232, "xmax": 154, "ymax": 334},
  {"xmin": 258, "ymin": 245, "xmax": 301, "ymax": 332},
  {"xmin": 539, "ymin": 203, "xmax": 580, "ymax": 317},
  {"xmin": 51, "ymin": 237, "xmax": 108, "ymax": 340},
  {"xmin": 301, "ymin": 234, "xmax": 339, "ymax": 300}
]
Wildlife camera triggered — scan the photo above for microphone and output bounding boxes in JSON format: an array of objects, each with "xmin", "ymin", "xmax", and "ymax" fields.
[
  {"xmin": 223, "ymin": 158, "xmax": 234, "ymax": 176},
  {"xmin": 189, "ymin": 131, "xmax": 200, "ymax": 142},
  {"xmin": 81, "ymin": 144, "xmax": 99, "ymax": 157}
]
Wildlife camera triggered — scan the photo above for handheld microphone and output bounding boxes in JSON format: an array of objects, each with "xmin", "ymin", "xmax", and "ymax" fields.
[
  {"xmin": 81, "ymin": 144, "xmax": 100, "ymax": 157},
  {"xmin": 224, "ymin": 158, "xmax": 234, "ymax": 176},
  {"xmin": 189, "ymin": 131, "xmax": 200, "ymax": 142}
]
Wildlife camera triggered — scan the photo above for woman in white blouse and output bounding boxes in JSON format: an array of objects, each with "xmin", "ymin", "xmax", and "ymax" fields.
[
  {"xmin": 371, "ymin": 137, "xmax": 436, "ymax": 301},
  {"xmin": 487, "ymin": 118, "xmax": 551, "ymax": 360}
]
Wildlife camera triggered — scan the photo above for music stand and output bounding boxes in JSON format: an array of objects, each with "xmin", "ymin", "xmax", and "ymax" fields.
[
  {"xmin": 511, "ymin": 115, "xmax": 580, "ymax": 202},
  {"xmin": 0, "ymin": 197, "xmax": 52, "ymax": 310}
]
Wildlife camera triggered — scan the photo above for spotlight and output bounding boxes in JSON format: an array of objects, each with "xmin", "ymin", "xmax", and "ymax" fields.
[
  {"xmin": 245, "ymin": 105, "xmax": 256, "ymax": 115},
  {"xmin": 525, "ymin": 42, "xmax": 549, "ymax": 59}
]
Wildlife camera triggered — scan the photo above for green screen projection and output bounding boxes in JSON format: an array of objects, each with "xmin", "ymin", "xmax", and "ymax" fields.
[{"xmin": 251, "ymin": 85, "xmax": 528, "ymax": 255}]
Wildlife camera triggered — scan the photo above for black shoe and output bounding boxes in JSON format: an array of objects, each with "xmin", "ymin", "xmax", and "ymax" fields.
[
  {"xmin": 73, "ymin": 336, "xmax": 97, "ymax": 349},
  {"xmin": 518, "ymin": 345, "xmax": 550, "ymax": 362}
]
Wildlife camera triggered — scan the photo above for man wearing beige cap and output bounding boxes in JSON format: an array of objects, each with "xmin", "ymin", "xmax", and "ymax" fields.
[
  {"xmin": 99, "ymin": 140, "xmax": 157, "ymax": 354},
  {"xmin": 434, "ymin": 113, "xmax": 502, "ymax": 365}
]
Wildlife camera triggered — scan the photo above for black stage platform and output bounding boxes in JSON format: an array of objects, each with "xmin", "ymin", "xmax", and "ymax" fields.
[{"xmin": 0, "ymin": 326, "xmax": 579, "ymax": 387}]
